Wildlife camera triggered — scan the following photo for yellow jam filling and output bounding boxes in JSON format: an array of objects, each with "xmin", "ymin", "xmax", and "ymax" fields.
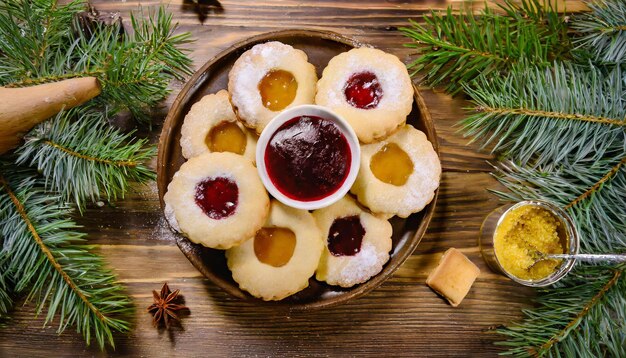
[
  {"xmin": 494, "ymin": 205, "xmax": 565, "ymax": 280},
  {"xmin": 254, "ymin": 227, "xmax": 296, "ymax": 267},
  {"xmin": 258, "ymin": 69, "xmax": 297, "ymax": 111},
  {"xmin": 370, "ymin": 143, "xmax": 414, "ymax": 186},
  {"xmin": 205, "ymin": 121, "xmax": 247, "ymax": 155}
]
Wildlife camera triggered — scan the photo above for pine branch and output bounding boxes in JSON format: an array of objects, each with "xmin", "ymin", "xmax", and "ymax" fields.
[
  {"xmin": 564, "ymin": 156, "xmax": 626, "ymax": 209},
  {"xmin": 15, "ymin": 107, "xmax": 155, "ymax": 211},
  {"xmin": 496, "ymin": 266, "xmax": 625, "ymax": 357},
  {"xmin": 0, "ymin": 262, "xmax": 13, "ymax": 320},
  {"xmin": 399, "ymin": 0, "xmax": 569, "ymax": 94},
  {"xmin": 0, "ymin": 0, "xmax": 85, "ymax": 83},
  {"xmin": 0, "ymin": 0, "xmax": 193, "ymax": 124},
  {"xmin": 461, "ymin": 62, "xmax": 626, "ymax": 168},
  {"xmin": 572, "ymin": 0, "xmax": 626, "ymax": 64},
  {"xmin": 0, "ymin": 164, "xmax": 133, "ymax": 349}
]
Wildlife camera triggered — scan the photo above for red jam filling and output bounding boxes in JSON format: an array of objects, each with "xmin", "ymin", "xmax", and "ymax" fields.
[
  {"xmin": 194, "ymin": 177, "xmax": 238, "ymax": 220},
  {"xmin": 343, "ymin": 71, "xmax": 383, "ymax": 109},
  {"xmin": 265, "ymin": 115, "xmax": 351, "ymax": 202},
  {"xmin": 328, "ymin": 215, "xmax": 366, "ymax": 256}
]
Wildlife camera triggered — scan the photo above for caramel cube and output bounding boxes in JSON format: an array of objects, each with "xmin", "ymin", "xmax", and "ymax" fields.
[{"xmin": 426, "ymin": 248, "xmax": 480, "ymax": 307}]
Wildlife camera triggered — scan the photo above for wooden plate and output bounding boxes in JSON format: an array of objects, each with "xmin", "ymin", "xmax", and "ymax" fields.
[{"xmin": 157, "ymin": 29, "xmax": 439, "ymax": 311}]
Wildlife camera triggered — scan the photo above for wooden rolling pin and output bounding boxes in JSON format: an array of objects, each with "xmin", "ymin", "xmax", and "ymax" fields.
[{"xmin": 0, "ymin": 77, "xmax": 101, "ymax": 154}]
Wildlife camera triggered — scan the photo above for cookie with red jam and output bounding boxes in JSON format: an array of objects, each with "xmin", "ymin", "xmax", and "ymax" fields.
[
  {"xmin": 164, "ymin": 152, "xmax": 270, "ymax": 249},
  {"xmin": 313, "ymin": 196, "xmax": 392, "ymax": 288},
  {"xmin": 315, "ymin": 47, "xmax": 413, "ymax": 143}
]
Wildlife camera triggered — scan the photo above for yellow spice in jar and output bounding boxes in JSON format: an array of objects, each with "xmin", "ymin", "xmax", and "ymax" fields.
[{"xmin": 494, "ymin": 205, "xmax": 565, "ymax": 280}]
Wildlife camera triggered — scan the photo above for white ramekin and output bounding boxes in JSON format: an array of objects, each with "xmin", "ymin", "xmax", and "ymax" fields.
[{"xmin": 256, "ymin": 104, "xmax": 360, "ymax": 210}]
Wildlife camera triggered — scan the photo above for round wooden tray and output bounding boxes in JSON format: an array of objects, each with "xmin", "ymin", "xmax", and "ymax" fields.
[{"xmin": 157, "ymin": 29, "xmax": 439, "ymax": 311}]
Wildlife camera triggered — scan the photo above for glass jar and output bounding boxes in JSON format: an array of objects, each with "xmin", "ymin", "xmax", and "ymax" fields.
[{"xmin": 479, "ymin": 200, "xmax": 579, "ymax": 287}]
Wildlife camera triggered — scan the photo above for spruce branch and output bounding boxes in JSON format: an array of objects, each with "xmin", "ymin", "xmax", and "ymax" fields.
[
  {"xmin": 0, "ymin": 164, "xmax": 133, "ymax": 349},
  {"xmin": 564, "ymin": 156, "xmax": 626, "ymax": 210},
  {"xmin": 498, "ymin": 0, "xmax": 567, "ymax": 32},
  {"xmin": 461, "ymin": 63, "xmax": 626, "ymax": 167},
  {"xmin": 130, "ymin": 6, "xmax": 193, "ymax": 81},
  {"xmin": 0, "ymin": 0, "xmax": 193, "ymax": 124},
  {"xmin": 496, "ymin": 266, "xmax": 625, "ymax": 357},
  {"xmin": 572, "ymin": 0, "xmax": 626, "ymax": 64},
  {"xmin": 0, "ymin": 0, "xmax": 85, "ymax": 83},
  {"xmin": 399, "ymin": 0, "xmax": 569, "ymax": 94},
  {"xmin": 0, "ymin": 0, "xmax": 192, "ymax": 350},
  {"xmin": 0, "ymin": 264, "xmax": 13, "ymax": 320},
  {"xmin": 15, "ymin": 107, "xmax": 155, "ymax": 211}
]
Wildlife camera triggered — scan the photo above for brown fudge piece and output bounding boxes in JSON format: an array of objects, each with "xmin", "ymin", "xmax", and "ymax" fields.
[{"xmin": 426, "ymin": 248, "xmax": 480, "ymax": 307}]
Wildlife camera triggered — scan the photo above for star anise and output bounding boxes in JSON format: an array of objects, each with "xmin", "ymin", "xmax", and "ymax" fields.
[{"xmin": 147, "ymin": 283, "xmax": 188, "ymax": 328}]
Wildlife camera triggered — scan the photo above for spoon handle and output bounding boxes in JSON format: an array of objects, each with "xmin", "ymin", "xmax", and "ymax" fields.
[{"xmin": 546, "ymin": 253, "xmax": 626, "ymax": 264}]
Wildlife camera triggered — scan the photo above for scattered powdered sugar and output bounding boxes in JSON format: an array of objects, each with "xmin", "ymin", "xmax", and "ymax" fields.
[
  {"xmin": 164, "ymin": 202, "xmax": 181, "ymax": 233},
  {"xmin": 338, "ymin": 242, "xmax": 388, "ymax": 284},
  {"xmin": 152, "ymin": 215, "xmax": 178, "ymax": 242}
]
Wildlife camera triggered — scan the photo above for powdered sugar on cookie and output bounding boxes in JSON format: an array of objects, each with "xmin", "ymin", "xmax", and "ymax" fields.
[
  {"xmin": 228, "ymin": 41, "xmax": 317, "ymax": 134},
  {"xmin": 316, "ymin": 47, "xmax": 413, "ymax": 143},
  {"xmin": 351, "ymin": 125, "xmax": 441, "ymax": 218}
]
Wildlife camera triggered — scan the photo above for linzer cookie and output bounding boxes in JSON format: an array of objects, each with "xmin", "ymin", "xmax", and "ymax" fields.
[
  {"xmin": 228, "ymin": 41, "xmax": 317, "ymax": 134},
  {"xmin": 313, "ymin": 196, "xmax": 393, "ymax": 288},
  {"xmin": 226, "ymin": 200, "xmax": 324, "ymax": 301},
  {"xmin": 351, "ymin": 125, "xmax": 441, "ymax": 218},
  {"xmin": 315, "ymin": 47, "xmax": 413, "ymax": 143},
  {"xmin": 180, "ymin": 90, "xmax": 257, "ymax": 161},
  {"xmin": 164, "ymin": 152, "xmax": 270, "ymax": 249}
]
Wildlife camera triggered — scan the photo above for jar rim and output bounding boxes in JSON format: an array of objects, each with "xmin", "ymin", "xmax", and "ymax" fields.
[{"xmin": 492, "ymin": 200, "xmax": 579, "ymax": 287}]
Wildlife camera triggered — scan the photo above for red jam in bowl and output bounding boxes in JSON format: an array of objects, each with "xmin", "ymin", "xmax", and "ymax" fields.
[{"xmin": 265, "ymin": 115, "xmax": 351, "ymax": 202}]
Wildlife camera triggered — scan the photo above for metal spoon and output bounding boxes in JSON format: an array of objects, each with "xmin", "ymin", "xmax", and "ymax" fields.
[{"xmin": 535, "ymin": 253, "xmax": 626, "ymax": 264}]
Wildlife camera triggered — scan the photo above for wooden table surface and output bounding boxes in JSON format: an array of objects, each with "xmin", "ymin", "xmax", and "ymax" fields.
[{"xmin": 0, "ymin": 1, "xmax": 588, "ymax": 357}]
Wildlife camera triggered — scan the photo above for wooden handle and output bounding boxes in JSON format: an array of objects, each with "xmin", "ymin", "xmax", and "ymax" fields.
[{"xmin": 0, "ymin": 77, "xmax": 101, "ymax": 154}]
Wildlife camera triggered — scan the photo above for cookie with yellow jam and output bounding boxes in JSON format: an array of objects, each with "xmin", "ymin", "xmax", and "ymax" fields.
[
  {"xmin": 351, "ymin": 125, "xmax": 440, "ymax": 218},
  {"xmin": 315, "ymin": 47, "xmax": 413, "ymax": 143},
  {"xmin": 164, "ymin": 152, "xmax": 270, "ymax": 249},
  {"xmin": 228, "ymin": 41, "xmax": 317, "ymax": 134},
  {"xmin": 226, "ymin": 200, "xmax": 324, "ymax": 301},
  {"xmin": 313, "ymin": 196, "xmax": 392, "ymax": 288},
  {"xmin": 180, "ymin": 90, "xmax": 257, "ymax": 162}
]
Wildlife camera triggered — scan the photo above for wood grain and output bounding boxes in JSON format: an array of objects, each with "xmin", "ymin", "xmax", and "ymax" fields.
[{"xmin": 0, "ymin": 0, "xmax": 566, "ymax": 356}]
